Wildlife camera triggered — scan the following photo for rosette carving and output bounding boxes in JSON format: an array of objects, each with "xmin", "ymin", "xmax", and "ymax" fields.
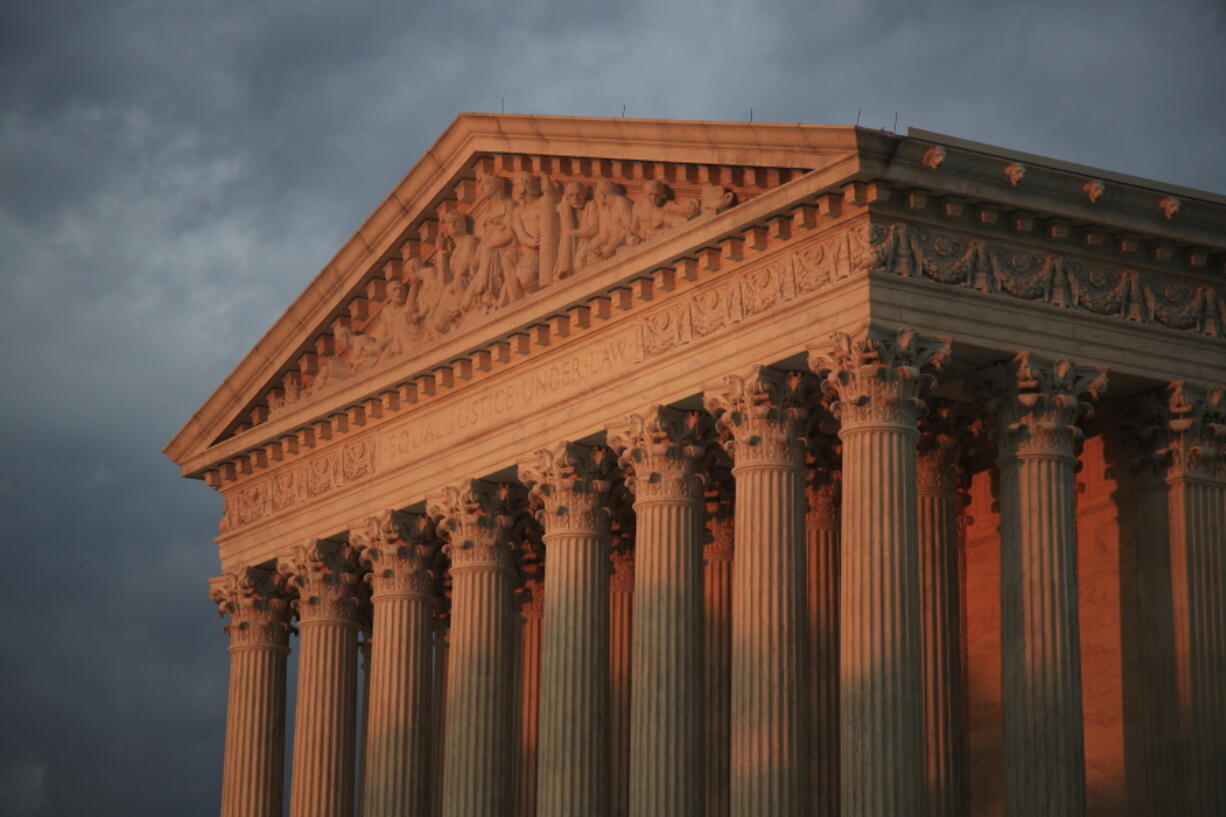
[
  {"xmin": 704, "ymin": 366, "xmax": 808, "ymax": 466},
  {"xmin": 351, "ymin": 510, "xmax": 440, "ymax": 598},
  {"xmin": 807, "ymin": 325, "xmax": 952, "ymax": 431},
  {"xmin": 1126, "ymin": 380, "xmax": 1226, "ymax": 483},
  {"xmin": 427, "ymin": 479, "xmax": 520, "ymax": 571},
  {"xmin": 278, "ymin": 540, "xmax": 363, "ymax": 624},
  {"xmin": 981, "ymin": 352, "xmax": 1108, "ymax": 459},
  {"xmin": 607, "ymin": 405, "xmax": 707, "ymax": 501},
  {"xmin": 209, "ymin": 566, "xmax": 292, "ymax": 647},
  {"xmin": 519, "ymin": 442, "xmax": 614, "ymax": 534}
]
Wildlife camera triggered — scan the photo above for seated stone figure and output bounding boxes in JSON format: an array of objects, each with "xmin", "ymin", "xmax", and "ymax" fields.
[
  {"xmin": 589, "ymin": 180, "xmax": 634, "ymax": 260},
  {"xmin": 470, "ymin": 173, "xmax": 516, "ymax": 311}
]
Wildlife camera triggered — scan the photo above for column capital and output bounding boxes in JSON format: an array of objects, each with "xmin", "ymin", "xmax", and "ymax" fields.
[
  {"xmin": 209, "ymin": 566, "xmax": 292, "ymax": 648},
  {"xmin": 982, "ymin": 352, "xmax": 1108, "ymax": 460},
  {"xmin": 807, "ymin": 324, "xmax": 952, "ymax": 431},
  {"xmin": 703, "ymin": 366, "xmax": 808, "ymax": 467},
  {"xmin": 608, "ymin": 405, "xmax": 707, "ymax": 502},
  {"xmin": 1127, "ymin": 380, "xmax": 1226, "ymax": 483},
  {"xmin": 805, "ymin": 438, "xmax": 842, "ymax": 527},
  {"xmin": 703, "ymin": 468, "xmax": 735, "ymax": 561},
  {"xmin": 351, "ymin": 510, "xmax": 440, "ymax": 599},
  {"xmin": 520, "ymin": 442, "xmax": 615, "ymax": 534},
  {"xmin": 916, "ymin": 399, "xmax": 977, "ymax": 496},
  {"xmin": 428, "ymin": 479, "xmax": 521, "ymax": 572},
  {"xmin": 278, "ymin": 540, "xmax": 364, "ymax": 625}
]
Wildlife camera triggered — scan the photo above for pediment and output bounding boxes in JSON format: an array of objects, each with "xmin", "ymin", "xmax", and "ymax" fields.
[{"xmin": 164, "ymin": 114, "xmax": 865, "ymax": 476}]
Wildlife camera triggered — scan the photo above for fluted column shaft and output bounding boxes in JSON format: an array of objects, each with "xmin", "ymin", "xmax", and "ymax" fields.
[
  {"xmin": 917, "ymin": 432, "xmax": 969, "ymax": 817},
  {"xmin": 610, "ymin": 407, "xmax": 705, "ymax": 817},
  {"xmin": 210, "ymin": 569, "xmax": 292, "ymax": 817},
  {"xmin": 609, "ymin": 549, "xmax": 634, "ymax": 817},
  {"xmin": 431, "ymin": 481, "xmax": 518, "ymax": 817},
  {"xmin": 1129, "ymin": 381, "xmax": 1226, "ymax": 816},
  {"xmin": 810, "ymin": 327, "xmax": 952, "ymax": 817},
  {"xmin": 805, "ymin": 468, "xmax": 839, "ymax": 817},
  {"xmin": 992, "ymin": 353, "xmax": 1106, "ymax": 817},
  {"xmin": 703, "ymin": 501, "xmax": 734, "ymax": 817},
  {"xmin": 282, "ymin": 543, "xmax": 363, "ymax": 817},
  {"xmin": 429, "ymin": 617, "xmax": 450, "ymax": 817},
  {"xmin": 522, "ymin": 443, "xmax": 612, "ymax": 817},
  {"xmin": 707, "ymin": 369, "xmax": 810, "ymax": 817},
  {"xmin": 516, "ymin": 582, "xmax": 543, "ymax": 817},
  {"xmin": 354, "ymin": 512, "xmax": 439, "ymax": 817}
]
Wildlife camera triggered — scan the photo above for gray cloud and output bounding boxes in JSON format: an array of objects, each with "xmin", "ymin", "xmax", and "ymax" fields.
[{"xmin": 1, "ymin": 0, "xmax": 1221, "ymax": 813}]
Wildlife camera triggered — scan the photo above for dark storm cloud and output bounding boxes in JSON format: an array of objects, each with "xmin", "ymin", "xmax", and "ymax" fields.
[{"xmin": 0, "ymin": 1, "xmax": 1221, "ymax": 813}]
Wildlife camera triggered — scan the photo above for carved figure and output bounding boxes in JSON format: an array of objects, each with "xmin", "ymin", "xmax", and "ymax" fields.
[
  {"xmin": 379, "ymin": 277, "xmax": 428, "ymax": 359},
  {"xmin": 1003, "ymin": 162, "xmax": 1026, "ymax": 187},
  {"xmin": 699, "ymin": 183, "xmax": 736, "ymax": 217},
  {"xmin": 435, "ymin": 208, "xmax": 478, "ymax": 326},
  {"xmin": 470, "ymin": 173, "xmax": 517, "ymax": 310},
  {"xmin": 507, "ymin": 173, "xmax": 560, "ymax": 302},
  {"xmin": 1083, "ymin": 179, "xmax": 1105, "ymax": 204},
  {"xmin": 628, "ymin": 180, "xmax": 693, "ymax": 245},
  {"xmin": 590, "ymin": 181, "xmax": 634, "ymax": 260},
  {"xmin": 554, "ymin": 181, "xmax": 597, "ymax": 279},
  {"xmin": 922, "ymin": 145, "xmax": 947, "ymax": 170}
]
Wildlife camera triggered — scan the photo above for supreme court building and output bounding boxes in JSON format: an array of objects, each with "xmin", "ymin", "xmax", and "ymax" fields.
[{"xmin": 164, "ymin": 115, "xmax": 1226, "ymax": 817}]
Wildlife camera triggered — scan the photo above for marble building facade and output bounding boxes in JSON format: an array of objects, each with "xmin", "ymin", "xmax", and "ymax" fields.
[{"xmin": 165, "ymin": 115, "xmax": 1226, "ymax": 817}]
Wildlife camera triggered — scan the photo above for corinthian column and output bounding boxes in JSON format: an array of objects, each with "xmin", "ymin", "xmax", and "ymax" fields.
[
  {"xmin": 428, "ymin": 480, "xmax": 519, "ymax": 817},
  {"xmin": 351, "ymin": 511, "xmax": 438, "ymax": 817},
  {"xmin": 209, "ymin": 567, "xmax": 292, "ymax": 817},
  {"xmin": 520, "ymin": 442, "xmax": 614, "ymax": 816},
  {"xmin": 805, "ymin": 444, "xmax": 840, "ymax": 817},
  {"xmin": 705, "ymin": 368, "xmax": 809, "ymax": 817},
  {"xmin": 1128, "ymin": 381, "xmax": 1226, "ymax": 816},
  {"xmin": 608, "ymin": 505, "xmax": 635, "ymax": 817},
  {"xmin": 280, "ymin": 540, "xmax": 364, "ymax": 817},
  {"xmin": 608, "ymin": 406, "xmax": 706, "ymax": 817},
  {"xmin": 916, "ymin": 403, "xmax": 971, "ymax": 817},
  {"xmin": 703, "ymin": 476, "xmax": 735, "ymax": 817},
  {"xmin": 809, "ymin": 326, "xmax": 951, "ymax": 817},
  {"xmin": 985, "ymin": 352, "xmax": 1107, "ymax": 817}
]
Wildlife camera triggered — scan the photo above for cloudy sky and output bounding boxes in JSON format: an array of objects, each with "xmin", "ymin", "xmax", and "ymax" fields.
[{"xmin": 0, "ymin": 0, "xmax": 1222, "ymax": 814}]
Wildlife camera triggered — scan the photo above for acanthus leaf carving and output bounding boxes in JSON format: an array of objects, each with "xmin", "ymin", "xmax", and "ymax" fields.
[
  {"xmin": 277, "ymin": 539, "xmax": 364, "ymax": 624},
  {"xmin": 209, "ymin": 566, "xmax": 293, "ymax": 647},
  {"xmin": 1125, "ymin": 380, "xmax": 1226, "ymax": 483},
  {"xmin": 519, "ymin": 441, "xmax": 614, "ymax": 535},
  {"xmin": 607, "ymin": 405, "xmax": 708, "ymax": 502},
  {"xmin": 704, "ymin": 366, "xmax": 808, "ymax": 466},
  {"xmin": 351, "ymin": 510, "xmax": 441, "ymax": 599},
  {"xmin": 805, "ymin": 436, "xmax": 842, "ymax": 527},
  {"xmin": 807, "ymin": 325, "xmax": 951, "ymax": 431},
  {"xmin": 916, "ymin": 399, "xmax": 979, "ymax": 496},
  {"xmin": 979, "ymin": 352, "xmax": 1108, "ymax": 459},
  {"xmin": 427, "ymin": 479, "xmax": 521, "ymax": 571}
]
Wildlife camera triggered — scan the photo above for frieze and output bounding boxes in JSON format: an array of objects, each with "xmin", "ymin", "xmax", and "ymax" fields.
[
  {"xmin": 870, "ymin": 221, "xmax": 1225, "ymax": 338},
  {"xmin": 638, "ymin": 223, "xmax": 870, "ymax": 362},
  {"xmin": 220, "ymin": 329, "xmax": 638, "ymax": 534}
]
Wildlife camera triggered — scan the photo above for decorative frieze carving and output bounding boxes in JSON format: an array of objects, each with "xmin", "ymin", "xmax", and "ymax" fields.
[
  {"xmin": 519, "ymin": 442, "xmax": 615, "ymax": 534},
  {"xmin": 869, "ymin": 221, "xmax": 1225, "ymax": 337},
  {"xmin": 807, "ymin": 325, "xmax": 952, "ymax": 431},
  {"xmin": 704, "ymin": 366, "xmax": 808, "ymax": 466},
  {"xmin": 608, "ymin": 406, "xmax": 707, "ymax": 502},
  {"xmin": 638, "ymin": 223, "xmax": 871, "ymax": 361},
  {"xmin": 1127, "ymin": 380, "xmax": 1226, "ymax": 483},
  {"xmin": 209, "ymin": 567, "xmax": 293, "ymax": 647},
  {"xmin": 351, "ymin": 510, "xmax": 440, "ymax": 598},
  {"xmin": 428, "ymin": 480, "xmax": 520, "ymax": 571},
  {"xmin": 981, "ymin": 352, "xmax": 1108, "ymax": 460},
  {"xmin": 278, "ymin": 540, "xmax": 364, "ymax": 624}
]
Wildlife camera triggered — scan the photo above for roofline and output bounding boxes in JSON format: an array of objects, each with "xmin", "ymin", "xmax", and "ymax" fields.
[{"xmin": 908, "ymin": 127, "xmax": 1226, "ymax": 206}]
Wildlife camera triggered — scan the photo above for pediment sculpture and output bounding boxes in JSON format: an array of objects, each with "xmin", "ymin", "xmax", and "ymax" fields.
[{"xmin": 268, "ymin": 164, "xmax": 744, "ymax": 419}]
